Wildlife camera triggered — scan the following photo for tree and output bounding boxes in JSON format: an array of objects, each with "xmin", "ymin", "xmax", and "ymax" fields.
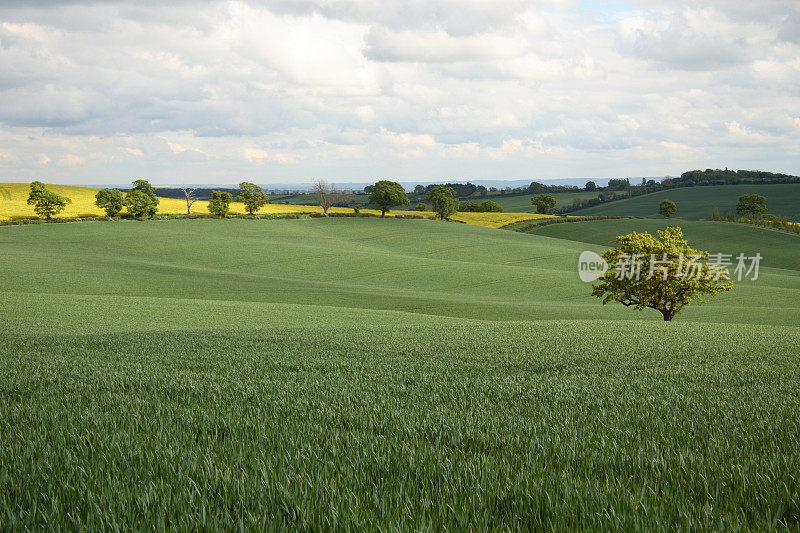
[
  {"xmin": 181, "ymin": 187, "xmax": 198, "ymax": 215},
  {"xmin": 457, "ymin": 201, "xmax": 481, "ymax": 212},
  {"xmin": 125, "ymin": 179, "xmax": 159, "ymax": 219},
  {"xmin": 592, "ymin": 227, "xmax": 733, "ymax": 321},
  {"xmin": 480, "ymin": 200, "xmax": 504, "ymax": 212},
  {"xmin": 312, "ymin": 179, "xmax": 338, "ymax": 216},
  {"xmin": 531, "ymin": 193, "xmax": 556, "ymax": 214},
  {"xmin": 94, "ymin": 188, "xmax": 125, "ymax": 217},
  {"xmin": 27, "ymin": 181, "xmax": 71, "ymax": 220},
  {"xmin": 426, "ymin": 185, "xmax": 458, "ymax": 220},
  {"xmin": 585, "ymin": 181, "xmax": 597, "ymax": 191},
  {"xmin": 207, "ymin": 190, "xmax": 232, "ymax": 217},
  {"xmin": 477, "ymin": 185, "xmax": 488, "ymax": 197},
  {"xmin": 658, "ymin": 199, "xmax": 677, "ymax": 219},
  {"xmin": 367, "ymin": 180, "xmax": 409, "ymax": 217},
  {"xmin": 414, "ymin": 203, "xmax": 428, "ymax": 211},
  {"xmin": 736, "ymin": 194, "xmax": 767, "ymax": 220},
  {"xmin": 237, "ymin": 182, "xmax": 268, "ymax": 215}
]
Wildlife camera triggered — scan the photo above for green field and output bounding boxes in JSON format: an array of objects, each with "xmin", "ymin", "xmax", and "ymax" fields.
[
  {"xmin": 569, "ymin": 184, "xmax": 800, "ymax": 221},
  {"xmin": 2, "ymin": 218, "xmax": 800, "ymax": 528},
  {"xmin": 482, "ymin": 191, "xmax": 599, "ymax": 212}
]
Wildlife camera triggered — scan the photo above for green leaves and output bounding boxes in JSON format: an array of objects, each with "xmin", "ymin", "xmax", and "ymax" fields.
[
  {"xmin": 531, "ymin": 193, "xmax": 556, "ymax": 214},
  {"xmin": 27, "ymin": 181, "xmax": 71, "ymax": 220},
  {"xmin": 208, "ymin": 190, "xmax": 233, "ymax": 217},
  {"xmin": 94, "ymin": 188, "xmax": 125, "ymax": 217},
  {"xmin": 426, "ymin": 185, "xmax": 457, "ymax": 220},
  {"xmin": 592, "ymin": 227, "xmax": 733, "ymax": 320},
  {"xmin": 125, "ymin": 180, "xmax": 159, "ymax": 219},
  {"xmin": 367, "ymin": 180, "xmax": 409, "ymax": 217},
  {"xmin": 237, "ymin": 182, "xmax": 268, "ymax": 215}
]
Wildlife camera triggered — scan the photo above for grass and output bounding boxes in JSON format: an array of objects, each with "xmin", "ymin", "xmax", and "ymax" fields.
[
  {"xmin": 1, "ymin": 218, "xmax": 799, "ymax": 528},
  {"xmin": 478, "ymin": 191, "xmax": 600, "ymax": 213},
  {"xmin": 527, "ymin": 218, "xmax": 800, "ymax": 271},
  {"xmin": 568, "ymin": 183, "xmax": 800, "ymax": 221}
]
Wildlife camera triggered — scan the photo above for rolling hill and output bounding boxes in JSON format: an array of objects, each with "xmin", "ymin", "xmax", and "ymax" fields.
[{"xmin": 568, "ymin": 183, "xmax": 800, "ymax": 220}]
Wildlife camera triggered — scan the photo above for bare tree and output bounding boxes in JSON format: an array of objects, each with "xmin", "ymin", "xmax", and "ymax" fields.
[
  {"xmin": 312, "ymin": 179, "xmax": 339, "ymax": 216},
  {"xmin": 181, "ymin": 187, "xmax": 198, "ymax": 215}
]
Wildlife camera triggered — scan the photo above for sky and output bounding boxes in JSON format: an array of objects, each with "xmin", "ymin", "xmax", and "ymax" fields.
[{"xmin": 0, "ymin": 0, "xmax": 798, "ymax": 186}]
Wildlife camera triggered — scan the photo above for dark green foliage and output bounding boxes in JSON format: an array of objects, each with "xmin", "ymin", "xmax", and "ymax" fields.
[
  {"xmin": 736, "ymin": 194, "xmax": 767, "ymax": 220},
  {"xmin": 414, "ymin": 203, "xmax": 428, "ymax": 211},
  {"xmin": 457, "ymin": 201, "xmax": 481, "ymax": 212},
  {"xmin": 367, "ymin": 180, "xmax": 409, "ymax": 216},
  {"xmin": 94, "ymin": 188, "xmax": 125, "ymax": 217},
  {"xmin": 480, "ymin": 200, "xmax": 503, "ymax": 212},
  {"xmin": 27, "ymin": 181, "xmax": 71, "ymax": 220},
  {"xmin": 585, "ymin": 180, "xmax": 597, "ymax": 191},
  {"xmin": 125, "ymin": 180, "xmax": 159, "ymax": 219},
  {"xmin": 531, "ymin": 193, "xmax": 556, "ymax": 214},
  {"xmin": 208, "ymin": 190, "xmax": 233, "ymax": 217},
  {"xmin": 237, "ymin": 182, "xmax": 268, "ymax": 215},
  {"xmin": 658, "ymin": 199, "xmax": 677, "ymax": 218},
  {"xmin": 426, "ymin": 186, "xmax": 458, "ymax": 220}
]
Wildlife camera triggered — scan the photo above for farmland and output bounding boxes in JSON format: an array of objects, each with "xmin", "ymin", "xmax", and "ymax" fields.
[
  {"xmin": 568, "ymin": 183, "xmax": 800, "ymax": 221},
  {"xmin": 1, "ymin": 218, "xmax": 800, "ymax": 528}
]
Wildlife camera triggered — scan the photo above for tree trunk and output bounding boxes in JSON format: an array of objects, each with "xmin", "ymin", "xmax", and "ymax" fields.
[
  {"xmin": 660, "ymin": 309, "xmax": 674, "ymax": 321},
  {"xmin": 381, "ymin": 209, "xmax": 386, "ymax": 217}
]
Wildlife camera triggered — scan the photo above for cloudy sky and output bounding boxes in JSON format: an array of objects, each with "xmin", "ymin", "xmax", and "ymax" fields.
[{"xmin": 0, "ymin": 0, "xmax": 798, "ymax": 186}]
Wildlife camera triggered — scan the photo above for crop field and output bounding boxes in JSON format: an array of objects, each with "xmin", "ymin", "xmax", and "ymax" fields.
[
  {"xmin": 2, "ymin": 218, "xmax": 799, "ymax": 528},
  {"xmin": 0, "ymin": 183, "xmax": 550, "ymax": 229},
  {"xmin": 482, "ymin": 190, "xmax": 600, "ymax": 213},
  {"xmin": 569, "ymin": 183, "xmax": 800, "ymax": 221}
]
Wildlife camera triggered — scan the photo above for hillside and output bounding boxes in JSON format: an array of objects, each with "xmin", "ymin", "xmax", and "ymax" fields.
[
  {"xmin": 526, "ymin": 218, "xmax": 800, "ymax": 271},
  {"xmin": 568, "ymin": 183, "xmax": 800, "ymax": 220}
]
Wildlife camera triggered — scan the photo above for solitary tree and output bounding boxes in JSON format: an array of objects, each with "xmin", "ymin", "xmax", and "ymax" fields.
[
  {"xmin": 592, "ymin": 227, "xmax": 733, "ymax": 321},
  {"xmin": 237, "ymin": 182, "xmax": 268, "ymax": 215},
  {"xmin": 27, "ymin": 181, "xmax": 71, "ymax": 220},
  {"xmin": 480, "ymin": 200, "xmax": 504, "ymax": 212},
  {"xmin": 181, "ymin": 187, "xmax": 198, "ymax": 215},
  {"xmin": 125, "ymin": 179, "xmax": 159, "ymax": 219},
  {"xmin": 658, "ymin": 199, "xmax": 677, "ymax": 219},
  {"xmin": 95, "ymin": 188, "xmax": 125, "ymax": 217},
  {"xmin": 531, "ymin": 193, "xmax": 556, "ymax": 214},
  {"xmin": 736, "ymin": 194, "xmax": 767, "ymax": 220},
  {"xmin": 207, "ymin": 190, "xmax": 232, "ymax": 217},
  {"xmin": 367, "ymin": 180, "xmax": 409, "ymax": 216},
  {"xmin": 426, "ymin": 185, "xmax": 458, "ymax": 220},
  {"xmin": 585, "ymin": 181, "xmax": 597, "ymax": 191},
  {"xmin": 312, "ymin": 179, "xmax": 338, "ymax": 216}
]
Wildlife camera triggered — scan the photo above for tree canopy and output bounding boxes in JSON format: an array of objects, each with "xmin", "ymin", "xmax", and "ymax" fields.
[
  {"xmin": 367, "ymin": 180, "xmax": 409, "ymax": 216},
  {"xmin": 426, "ymin": 186, "xmax": 458, "ymax": 220},
  {"xmin": 27, "ymin": 181, "xmax": 71, "ymax": 220},
  {"xmin": 125, "ymin": 179, "xmax": 159, "ymax": 219},
  {"xmin": 736, "ymin": 194, "xmax": 767, "ymax": 220},
  {"xmin": 531, "ymin": 193, "xmax": 556, "ymax": 214},
  {"xmin": 95, "ymin": 188, "xmax": 125, "ymax": 217},
  {"xmin": 236, "ymin": 182, "xmax": 268, "ymax": 215},
  {"xmin": 591, "ymin": 227, "xmax": 733, "ymax": 321},
  {"xmin": 208, "ymin": 190, "xmax": 233, "ymax": 217},
  {"xmin": 658, "ymin": 199, "xmax": 677, "ymax": 219}
]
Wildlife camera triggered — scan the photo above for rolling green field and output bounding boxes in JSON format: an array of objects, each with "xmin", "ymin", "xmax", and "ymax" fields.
[
  {"xmin": 569, "ymin": 183, "xmax": 800, "ymax": 221},
  {"xmin": 2, "ymin": 218, "xmax": 800, "ymax": 529},
  {"xmin": 483, "ymin": 191, "xmax": 600, "ymax": 213},
  {"xmin": 528, "ymin": 218, "xmax": 800, "ymax": 271}
]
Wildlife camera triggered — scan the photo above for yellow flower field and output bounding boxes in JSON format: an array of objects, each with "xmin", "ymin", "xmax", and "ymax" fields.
[{"xmin": 0, "ymin": 182, "xmax": 553, "ymax": 229}]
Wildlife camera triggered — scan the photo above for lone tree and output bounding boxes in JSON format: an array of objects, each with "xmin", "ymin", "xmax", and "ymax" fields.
[
  {"xmin": 237, "ymin": 182, "xmax": 268, "ymax": 215},
  {"xmin": 658, "ymin": 199, "xmax": 677, "ymax": 219},
  {"xmin": 426, "ymin": 185, "xmax": 458, "ymax": 220},
  {"xmin": 95, "ymin": 188, "xmax": 125, "ymax": 217},
  {"xmin": 312, "ymin": 179, "xmax": 338, "ymax": 216},
  {"xmin": 531, "ymin": 193, "xmax": 556, "ymax": 214},
  {"xmin": 736, "ymin": 194, "xmax": 767, "ymax": 220},
  {"xmin": 592, "ymin": 227, "xmax": 733, "ymax": 321},
  {"xmin": 27, "ymin": 181, "xmax": 71, "ymax": 220},
  {"xmin": 181, "ymin": 187, "xmax": 198, "ymax": 215},
  {"xmin": 125, "ymin": 179, "xmax": 159, "ymax": 219},
  {"xmin": 208, "ymin": 190, "xmax": 232, "ymax": 217},
  {"xmin": 585, "ymin": 181, "xmax": 597, "ymax": 191},
  {"xmin": 366, "ymin": 180, "xmax": 409, "ymax": 216}
]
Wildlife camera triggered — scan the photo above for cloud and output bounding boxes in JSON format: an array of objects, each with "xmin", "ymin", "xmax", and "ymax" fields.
[{"xmin": 0, "ymin": 0, "xmax": 797, "ymax": 184}]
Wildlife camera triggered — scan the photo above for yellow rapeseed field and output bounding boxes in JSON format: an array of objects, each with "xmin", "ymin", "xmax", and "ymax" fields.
[{"xmin": 0, "ymin": 182, "xmax": 553, "ymax": 228}]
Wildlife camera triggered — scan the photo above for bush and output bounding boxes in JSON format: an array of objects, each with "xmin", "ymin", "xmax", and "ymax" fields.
[
  {"xmin": 414, "ymin": 203, "xmax": 428, "ymax": 211},
  {"xmin": 480, "ymin": 200, "xmax": 503, "ymax": 212}
]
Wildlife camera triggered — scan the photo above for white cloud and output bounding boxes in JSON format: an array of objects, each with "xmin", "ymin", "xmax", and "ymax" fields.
[{"xmin": 0, "ymin": 0, "xmax": 797, "ymax": 184}]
